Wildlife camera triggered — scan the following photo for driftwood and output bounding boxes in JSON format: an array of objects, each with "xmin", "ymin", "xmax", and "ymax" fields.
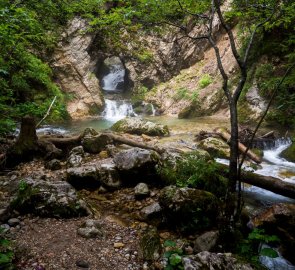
[{"xmin": 215, "ymin": 128, "xmax": 262, "ymax": 164}]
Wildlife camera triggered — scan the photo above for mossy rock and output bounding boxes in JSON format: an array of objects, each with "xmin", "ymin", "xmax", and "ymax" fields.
[
  {"xmin": 111, "ymin": 117, "xmax": 169, "ymax": 136},
  {"xmin": 139, "ymin": 227, "xmax": 162, "ymax": 261},
  {"xmin": 159, "ymin": 185, "xmax": 219, "ymax": 232},
  {"xmin": 280, "ymin": 141, "xmax": 295, "ymax": 162},
  {"xmin": 198, "ymin": 137, "xmax": 230, "ymax": 159}
]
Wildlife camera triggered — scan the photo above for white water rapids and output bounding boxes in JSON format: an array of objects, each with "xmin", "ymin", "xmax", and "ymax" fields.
[{"xmin": 102, "ymin": 64, "xmax": 125, "ymax": 92}]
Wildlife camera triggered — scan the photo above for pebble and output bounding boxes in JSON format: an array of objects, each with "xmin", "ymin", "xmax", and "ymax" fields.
[
  {"xmin": 114, "ymin": 242, "xmax": 125, "ymax": 248},
  {"xmin": 76, "ymin": 259, "xmax": 90, "ymax": 268}
]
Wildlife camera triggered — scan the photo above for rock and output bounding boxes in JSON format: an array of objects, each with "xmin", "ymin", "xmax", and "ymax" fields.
[
  {"xmin": 140, "ymin": 203, "xmax": 162, "ymax": 226},
  {"xmin": 114, "ymin": 242, "xmax": 125, "ymax": 248},
  {"xmin": 7, "ymin": 218, "xmax": 20, "ymax": 227},
  {"xmin": 76, "ymin": 260, "xmax": 90, "ymax": 268},
  {"xmin": 50, "ymin": 18, "xmax": 103, "ymax": 119},
  {"xmin": 194, "ymin": 231, "xmax": 219, "ymax": 252},
  {"xmin": 198, "ymin": 137, "xmax": 230, "ymax": 159},
  {"xmin": 45, "ymin": 159, "xmax": 62, "ymax": 171},
  {"xmin": 82, "ymin": 133, "xmax": 113, "ymax": 154},
  {"xmin": 139, "ymin": 227, "xmax": 162, "ymax": 261},
  {"xmin": 67, "ymin": 165, "xmax": 100, "ymax": 190},
  {"xmin": 159, "ymin": 186, "xmax": 219, "ymax": 232},
  {"xmin": 67, "ymin": 154, "xmax": 83, "ymax": 168},
  {"xmin": 0, "ymin": 207, "xmax": 10, "ymax": 223},
  {"xmin": 135, "ymin": 183, "xmax": 150, "ymax": 199},
  {"xmin": 70, "ymin": 146, "xmax": 85, "ymax": 156},
  {"xmin": 111, "ymin": 117, "xmax": 169, "ymax": 136},
  {"xmin": 77, "ymin": 219, "xmax": 104, "ymax": 239},
  {"xmin": 0, "ymin": 224, "xmax": 10, "ymax": 233},
  {"xmin": 182, "ymin": 252, "xmax": 254, "ymax": 270},
  {"xmin": 253, "ymin": 203, "xmax": 295, "ymax": 264},
  {"xmin": 98, "ymin": 160, "xmax": 121, "ymax": 189},
  {"xmin": 113, "ymin": 148, "xmax": 160, "ymax": 184},
  {"xmin": 10, "ymin": 178, "xmax": 88, "ymax": 218},
  {"xmin": 280, "ymin": 141, "xmax": 295, "ymax": 163}
]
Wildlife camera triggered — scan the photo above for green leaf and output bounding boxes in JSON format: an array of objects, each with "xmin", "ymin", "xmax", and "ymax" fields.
[
  {"xmin": 260, "ymin": 248, "xmax": 279, "ymax": 258},
  {"xmin": 164, "ymin": 240, "xmax": 176, "ymax": 247},
  {"xmin": 169, "ymin": 253, "xmax": 182, "ymax": 266}
]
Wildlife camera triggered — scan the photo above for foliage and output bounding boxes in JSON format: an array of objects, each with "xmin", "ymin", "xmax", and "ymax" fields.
[
  {"xmin": 199, "ymin": 74, "xmax": 212, "ymax": 89},
  {"xmin": 163, "ymin": 240, "xmax": 184, "ymax": 270},
  {"xmin": 239, "ymin": 228, "xmax": 280, "ymax": 263},
  {"xmin": 0, "ymin": 228, "xmax": 14, "ymax": 269},
  {"xmin": 159, "ymin": 152, "xmax": 228, "ymax": 198}
]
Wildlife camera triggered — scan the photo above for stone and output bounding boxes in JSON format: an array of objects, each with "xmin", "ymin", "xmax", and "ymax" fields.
[
  {"xmin": 0, "ymin": 224, "xmax": 10, "ymax": 233},
  {"xmin": 77, "ymin": 219, "xmax": 104, "ymax": 239},
  {"xmin": 280, "ymin": 141, "xmax": 295, "ymax": 163},
  {"xmin": 10, "ymin": 178, "xmax": 88, "ymax": 218},
  {"xmin": 0, "ymin": 207, "xmax": 10, "ymax": 223},
  {"xmin": 134, "ymin": 183, "xmax": 150, "ymax": 199},
  {"xmin": 7, "ymin": 218, "xmax": 20, "ymax": 227},
  {"xmin": 194, "ymin": 231, "xmax": 219, "ymax": 252},
  {"xmin": 111, "ymin": 117, "xmax": 169, "ymax": 136},
  {"xmin": 113, "ymin": 148, "xmax": 160, "ymax": 184},
  {"xmin": 70, "ymin": 146, "xmax": 85, "ymax": 156},
  {"xmin": 67, "ymin": 165, "xmax": 100, "ymax": 190},
  {"xmin": 45, "ymin": 159, "xmax": 62, "ymax": 171},
  {"xmin": 140, "ymin": 203, "xmax": 162, "ymax": 221},
  {"xmin": 182, "ymin": 252, "xmax": 254, "ymax": 270},
  {"xmin": 82, "ymin": 134, "xmax": 113, "ymax": 154},
  {"xmin": 139, "ymin": 227, "xmax": 162, "ymax": 261},
  {"xmin": 114, "ymin": 242, "xmax": 125, "ymax": 248},
  {"xmin": 76, "ymin": 260, "xmax": 89, "ymax": 268},
  {"xmin": 198, "ymin": 137, "xmax": 230, "ymax": 159},
  {"xmin": 67, "ymin": 154, "xmax": 83, "ymax": 168},
  {"xmin": 98, "ymin": 160, "xmax": 121, "ymax": 189},
  {"xmin": 159, "ymin": 186, "xmax": 219, "ymax": 232}
]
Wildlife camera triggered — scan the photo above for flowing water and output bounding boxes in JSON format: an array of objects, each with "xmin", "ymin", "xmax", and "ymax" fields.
[
  {"xmin": 101, "ymin": 64, "xmax": 125, "ymax": 92},
  {"xmin": 101, "ymin": 99, "xmax": 136, "ymax": 121}
]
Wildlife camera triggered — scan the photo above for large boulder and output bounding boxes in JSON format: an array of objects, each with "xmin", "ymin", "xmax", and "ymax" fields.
[
  {"xmin": 10, "ymin": 178, "xmax": 89, "ymax": 218},
  {"xmin": 182, "ymin": 252, "xmax": 254, "ymax": 270},
  {"xmin": 82, "ymin": 133, "xmax": 113, "ymax": 154},
  {"xmin": 111, "ymin": 117, "xmax": 169, "ymax": 136},
  {"xmin": 159, "ymin": 186, "xmax": 219, "ymax": 232},
  {"xmin": 113, "ymin": 147, "xmax": 161, "ymax": 184},
  {"xmin": 253, "ymin": 203, "xmax": 295, "ymax": 264},
  {"xmin": 197, "ymin": 137, "xmax": 230, "ymax": 159},
  {"xmin": 66, "ymin": 160, "xmax": 121, "ymax": 190}
]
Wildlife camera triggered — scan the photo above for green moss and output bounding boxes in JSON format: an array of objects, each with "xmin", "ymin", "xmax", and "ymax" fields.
[
  {"xmin": 280, "ymin": 141, "xmax": 295, "ymax": 162},
  {"xmin": 139, "ymin": 227, "xmax": 162, "ymax": 261},
  {"xmin": 199, "ymin": 74, "xmax": 213, "ymax": 89}
]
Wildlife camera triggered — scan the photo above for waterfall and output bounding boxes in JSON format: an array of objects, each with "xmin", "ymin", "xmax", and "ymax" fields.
[
  {"xmin": 102, "ymin": 99, "xmax": 136, "ymax": 121},
  {"xmin": 102, "ymin": 64, "xmax": 125, "ymax": 92}
]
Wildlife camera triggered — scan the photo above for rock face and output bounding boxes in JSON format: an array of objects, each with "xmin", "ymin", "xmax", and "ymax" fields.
[
  {"xmin": 197, "ymin": 137, "xmax": 230, "ymax": 159},
  {"xmin": 280, "ymin": 141, "xmax": 295, "ymax": 163},
  {"xmin": 111, "ymin": 117, "xmax": 169, "ymax": 136},
  {"xmin": 182, "ymin": 252, "xmax": 254, "ymax": 270},
  {"xmin": 159, "ymin": 186, "xmax": 218, "ymax": 232},
  {"xmin": 11, "ymin": 178, "xmax": 88, "ymax": 218},
  {"xmin": 51, "ymin": 18, "xmax": 104, "ymax": 119}
]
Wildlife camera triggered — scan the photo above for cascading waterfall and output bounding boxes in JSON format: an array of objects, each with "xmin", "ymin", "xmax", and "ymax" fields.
[
  {"xmin": 102, "ymin": 64, "xmax": 125, "ymax": 92},
  {"xmin": 101, "ymin": 99, "xmax": 136, "ymax": 121}
]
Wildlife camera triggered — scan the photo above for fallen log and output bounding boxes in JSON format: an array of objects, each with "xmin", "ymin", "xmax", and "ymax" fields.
[
  {"xmin": 218, "ymin": 163, "xmax": 295, "ymax": 199},
  {"xmin": 241, "ymin": 170, "xmax": 295, "ymax": 199},
  {"xmin": 215, "ymin": 128, "xmax": 262, "ymax": 164}
]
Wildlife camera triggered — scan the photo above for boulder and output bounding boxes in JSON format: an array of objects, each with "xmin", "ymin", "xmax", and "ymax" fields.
[
  {"xmin": 182, "ymin": 252, "xmax": 254, "ymax": 270},
  {"xmin": 253, "ymin": 203, "xmax": 295, "ymax": 264},
  {"xmin": 140, "ymin": 202, "xmax": 162, "ymax": 226},
  {"xmin": 67, "ymin": 154, "xmax": 83, "ymax": 168},
  {"xmin": 10, "ymin": 178, "xmax": 89, "ymax": 218},
  {"xmin": 159, "ymin": 186, "xmax": 219, "ymax": 232},
  {"xmin": 82, "ymin": 134, "xmax": 113, "ymax": 154},
  {"xmin": 98, "ymin": 160, "xmax": 121, "ymax": 189},
  {"xmin": 77, "ymin": 219, "xmax": 104, "ymax": 239},
  {"xmin": 111, "ymin": 117, "xmax": 169, "ymax": 136},
  {"xmin": 198, "ymin": 137, "xmax": 230, "ymax": 159},
  {"xmin": 70, "ymin": 146, "xmax": 85, "ymax": 156},
  {"xmin": 67, "ymin": 165, "xmax": 100, "ymax": 190},
  {"xmin": 113, "ymin": 148, "xmax": 160, "ymax": 184},
  {"xmin": 194, "ymin": 231, "xmax": 219, "ymax": 253},
  {"xmin": 45, "ymin": 159, "xmax": 62, "ymax": 171},
  {"xmin": 134, "ymin": 183, "xmax": 150, "ymax": 199}
]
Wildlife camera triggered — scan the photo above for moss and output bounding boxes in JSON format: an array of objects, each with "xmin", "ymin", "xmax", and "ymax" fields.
[
  {"xmin": 139, "ymin": 227, "xmax": 162, "ymax": 261},
  {"xmin": 280, "ymin": 142, "xmax": 295, "ymax": 162}
]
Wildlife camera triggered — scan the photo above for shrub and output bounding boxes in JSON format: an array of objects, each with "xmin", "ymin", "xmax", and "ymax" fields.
[{"xmin": 199, "ymin": 74, "xmax": 213, "ymax": 89}]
